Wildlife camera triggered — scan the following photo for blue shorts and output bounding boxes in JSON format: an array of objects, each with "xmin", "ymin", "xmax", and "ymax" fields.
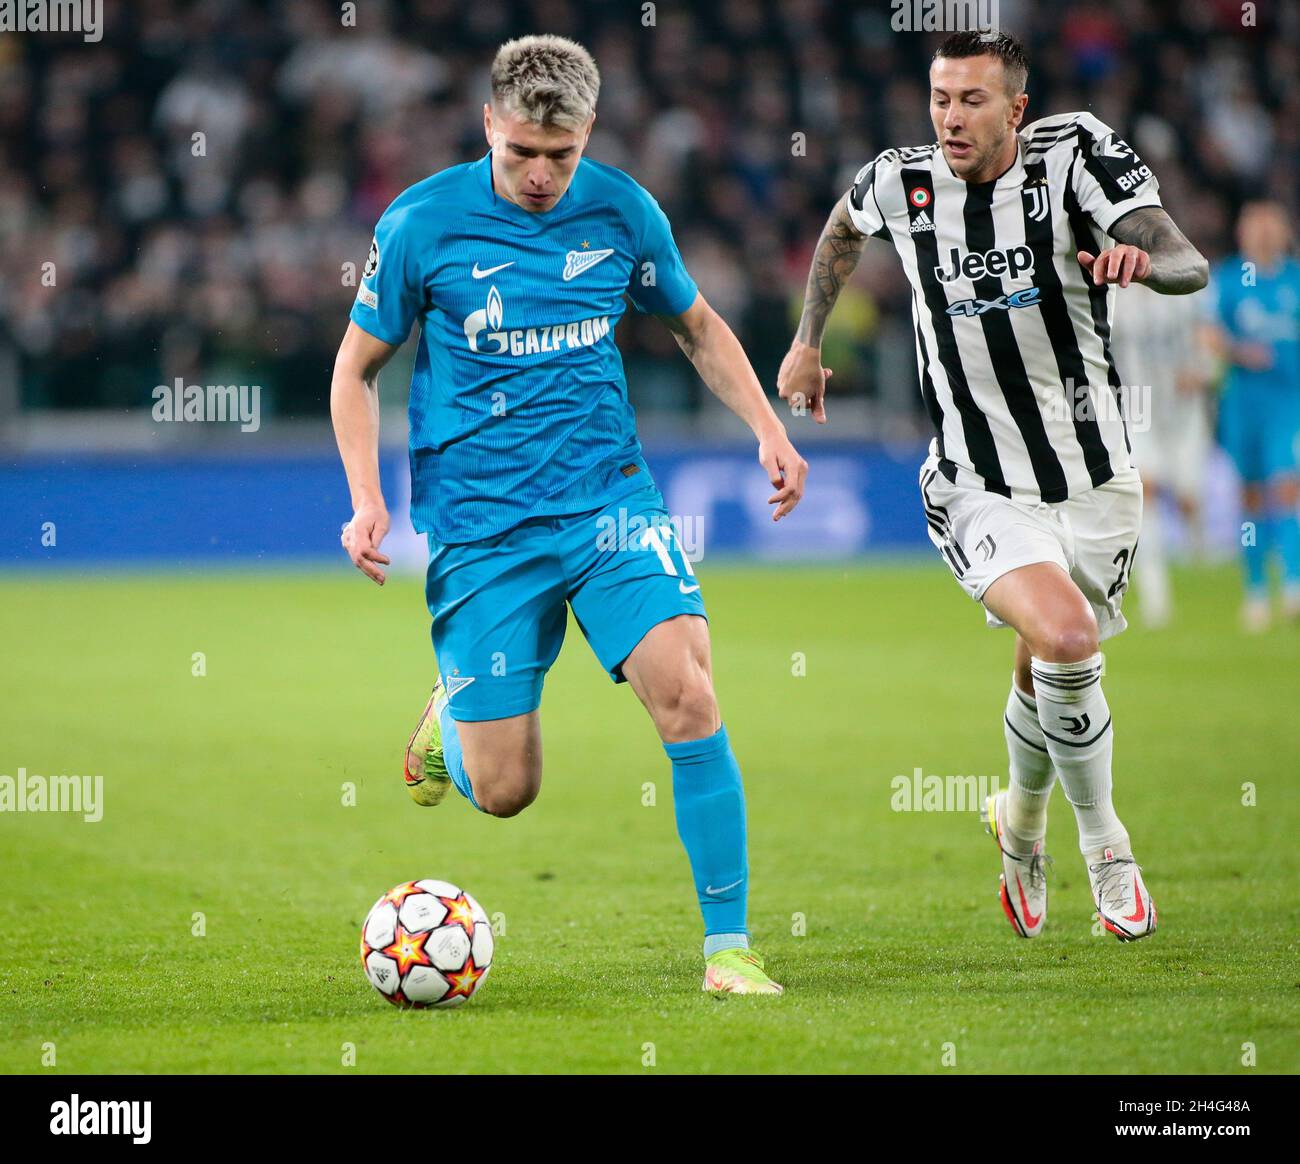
[
  {"xmin": 1219, "ymin": 386, "xmax": 1300, "ymax": 483},
  {"xmin": 425, "ymin": 483, "xmax": 707, "ymax": 722}
]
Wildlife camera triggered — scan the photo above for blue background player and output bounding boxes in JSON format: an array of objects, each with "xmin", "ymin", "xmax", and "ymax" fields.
[
  {"xmin": 1207, "ymin": 201, "xmax": 1300, "ymax": 630},
  {"xmin": 330, "ymin": 36, "xmax": 807, "ymax": 994}
]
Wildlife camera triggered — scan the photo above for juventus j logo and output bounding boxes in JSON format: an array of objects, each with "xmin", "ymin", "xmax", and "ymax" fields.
[
  {"xmin": 976, "ymin": 534, "xmax": 997, "ymax": 561},
  {"xmin": 1060, "ymin": 713, "xmax": 1092, "ymax": 736},
  {"xmin": 1023, "ymin": 184, "xmax": 1049, "ymax": 222}
]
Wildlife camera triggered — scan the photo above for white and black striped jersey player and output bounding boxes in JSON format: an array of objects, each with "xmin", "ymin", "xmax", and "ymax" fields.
[{"xmin": 779, "ymin": 31, "xmax": 1208, "ymax": 943}]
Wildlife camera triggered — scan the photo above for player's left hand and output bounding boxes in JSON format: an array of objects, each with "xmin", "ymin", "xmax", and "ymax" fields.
[
  {"xmin": 757, "ymin": 426, "xmax": 808, "ymax": 522},
  {"xmin": 1077, "ymin": 244, "xmax": 1151, "ymax": 288},
  {"xmin": 341, "ymin": 501, "xmax": 391, "ymax": 586}
]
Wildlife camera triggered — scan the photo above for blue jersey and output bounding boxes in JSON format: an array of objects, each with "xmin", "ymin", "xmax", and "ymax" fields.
[
  {"xmin": 1208, "ymin": 256, "xmax": 1300, "ymax": 399},
  {"xmin": 350, "ymin": 152, "xmax": 698, "ymax": 544}
]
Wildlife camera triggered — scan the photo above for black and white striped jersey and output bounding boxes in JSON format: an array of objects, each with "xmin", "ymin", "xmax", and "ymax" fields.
[{"xmin": 847, "ymin": 112, "xmax": 1164, "ymax": 503}]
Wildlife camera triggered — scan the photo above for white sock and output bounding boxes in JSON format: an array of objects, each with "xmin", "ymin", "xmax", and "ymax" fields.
[
  {"xmin": 1003, "ymin": 676, "xmax": 1055, "ymax": 845},
  {"xmin": 1030, "ymin": 654, "xmax": 1129, "ymax": 854}
]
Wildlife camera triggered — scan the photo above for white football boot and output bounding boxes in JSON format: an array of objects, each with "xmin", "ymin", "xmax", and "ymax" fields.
[
  {"xmin": 1088, "ymin": 846, "xmax": 1157, "ymax": 941},
  {"xmin": 983, "ymin": 790, "xmax": 1050, "ymax": 938}
]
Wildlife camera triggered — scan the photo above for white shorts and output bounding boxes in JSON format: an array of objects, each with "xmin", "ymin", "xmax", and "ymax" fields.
[{"xmin": 918, "ymin": 455, "xmax": 1143, "ymax": 642}]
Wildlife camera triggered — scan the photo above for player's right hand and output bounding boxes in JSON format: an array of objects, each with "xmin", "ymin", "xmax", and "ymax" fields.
[
  {"xmin": 341, "ymin": 501, "xmax": 391, "ymax": 586},
  {"xmin": 777, "ymin": 339, "xmax": 833, "ymax": 424}
]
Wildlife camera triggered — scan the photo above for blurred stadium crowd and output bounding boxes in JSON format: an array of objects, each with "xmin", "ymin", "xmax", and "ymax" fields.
[{"xmin": 1, "ymin": 0, "xmax": 1296, "ymax": 428}]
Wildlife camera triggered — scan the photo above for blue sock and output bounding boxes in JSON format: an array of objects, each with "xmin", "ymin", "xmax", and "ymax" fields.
[
  {"xmin": 663, "ymin": 725, "xmax": 749, "ymax": 953},
  {"xmin": 703, "ymin": 931, "xmax": 750, "ymax": 958},
  {"xmin": 1276, "ymin": 509, "xmax": 1300, "ymax": 589},
  {"xmin": 437, "ymin": 700, "xmax": 481, "ymax": 812},
  {"xmin": 1243, "ymin": 509, "xmax": 1271, "ymax": 596}
]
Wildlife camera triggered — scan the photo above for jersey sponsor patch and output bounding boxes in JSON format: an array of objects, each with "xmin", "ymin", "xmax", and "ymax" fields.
[
  {"xmin": 462, "ymin": 284, "xmax": 611, "ymax": 356},
  {"xmin": 1088, "ymin": 133, "xmax": 1154, "ymax": 195},
  {"xmin": 933, "ymin": 244, "xmax": 1036, "ymax": 284},
  {"xmin": 357, "ymin": 286, "xmax": 378, "ymax": 309}
]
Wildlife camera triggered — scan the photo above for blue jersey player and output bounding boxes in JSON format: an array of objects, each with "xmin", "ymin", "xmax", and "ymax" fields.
[
  {"xmin": 1207, "ymin": 201, "xmax": 1300, "ymax": 630},
  {"xmin": 331, "ymin": 36, "xmax": 806, "ymax": 994}
]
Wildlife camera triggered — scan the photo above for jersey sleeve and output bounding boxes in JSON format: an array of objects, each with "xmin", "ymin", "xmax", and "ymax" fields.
[
  {"xmin": 625, "ymin": 187, "xmax": 698, "ymax": 316},
  {"xmin": 349, "ymin": 204, "xmax": 425, "ymax": 345},
  {"xmin": 845, "ymin": 154, "xmax": 889, "ymax": 238},
  {"xmin": 1070, "ymin": 112, "xmax": 1163, "ymax": 235}
]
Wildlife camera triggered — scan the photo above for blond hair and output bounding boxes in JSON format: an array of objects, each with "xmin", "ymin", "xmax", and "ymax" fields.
[{"xmin": 490, "ymin": 35, "xmax": 599, "ymax": 129}]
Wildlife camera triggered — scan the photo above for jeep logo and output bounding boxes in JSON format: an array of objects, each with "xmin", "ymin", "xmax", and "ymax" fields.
[{"xmin": 934, "ymin": 245, "xmax": 1035, "ymax": 284}]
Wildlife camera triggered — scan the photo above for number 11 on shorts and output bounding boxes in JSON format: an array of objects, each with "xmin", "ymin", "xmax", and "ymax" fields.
[{"xmin": 639, "ymin": 523, "xmax": 699, "ymax": 593}]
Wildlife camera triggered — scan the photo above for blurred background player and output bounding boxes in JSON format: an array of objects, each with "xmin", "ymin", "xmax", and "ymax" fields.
[
  {"xmin": 1205, "ymin": 201, "xmax": 1300, "ymax": 631},
  {"xmin": 1110, "ymin": 281, "xmax": 1213, "ymax": 627}
]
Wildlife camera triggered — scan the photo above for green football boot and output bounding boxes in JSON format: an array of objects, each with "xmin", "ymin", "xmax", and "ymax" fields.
[
  {"xmin": 403, "ymin": 680, "xmax": 451, "ymax": 807},
  {"xmin": 702, "ymin": 948, "xmax": 784, "ymax": 995}
]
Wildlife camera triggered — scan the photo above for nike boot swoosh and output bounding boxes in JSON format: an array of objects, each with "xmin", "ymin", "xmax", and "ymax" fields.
[
  {"xmin": 1016, "ymin": 872, "xmax": 1042, "ymax": 928},
  {"xmin": 1123, "ymin": 875, "xmax": 1146, "ymax": 923}
]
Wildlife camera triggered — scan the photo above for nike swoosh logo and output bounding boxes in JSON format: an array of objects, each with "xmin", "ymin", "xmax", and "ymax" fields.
[
  {"xmin": 704, "ymin": 878, "xmax": 742, "ymax": 896},
  {"xmin": 1123, "ymin": 875, "xmax": 1146, "ymax": 923},
  {"xmin": 678, "ymin": 581, "xmax": 701, "ymax": 594},
  {"xmin": 1015, "ymin": 872, "xmax": 1042, "ymax": 928},
  {"xmin": 472, "ymin": 261, "xmax": 514, "ymax": 279}
]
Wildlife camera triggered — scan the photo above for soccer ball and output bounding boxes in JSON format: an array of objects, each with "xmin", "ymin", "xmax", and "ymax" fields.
[{"xmin": 359, "ymin": 879, "xmax": 494, "ymax": 1008}]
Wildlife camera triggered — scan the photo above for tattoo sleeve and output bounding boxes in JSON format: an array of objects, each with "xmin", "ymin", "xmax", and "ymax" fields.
[
  {"xmin": 1109, "ymin": 206, "xmax": 1209, "ymax": 295},
  {"xmin": 795, "ymin": 195, "xmax": 868, "ymax": 345}
]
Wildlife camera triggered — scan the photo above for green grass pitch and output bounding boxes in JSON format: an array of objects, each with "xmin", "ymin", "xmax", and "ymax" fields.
[{"xmin": 1, "ymin": 562, "xmax": 1296, "ymax": 1074}]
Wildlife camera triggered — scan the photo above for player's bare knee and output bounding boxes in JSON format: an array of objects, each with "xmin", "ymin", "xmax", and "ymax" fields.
[
  {"xmin": 470, "ymin": 756, "xmax": 540, "ymax": 818},
  {"xmin": 1036, "ymin": 619, "xmax": 1099, "ymax": 663},
  {"xmin": 474, "ymin": 776, "xmax": 538, "ymax": 818},
  {"xmin": 653, "ymin": 675, "xmax": 719, "ymax": 742}
]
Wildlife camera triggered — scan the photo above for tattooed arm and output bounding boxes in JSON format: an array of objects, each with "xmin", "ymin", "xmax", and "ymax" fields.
[
  {"xmin": 1078, "ymin": 206, "xmax": 1209, "ymax": 295},
  {"xmin": 795, "ymin": 194, "xmax": 869, "ymax": 345},
  {"xmin": 777, "ymin": 193, "xmax": 868, "ymax": 424}
]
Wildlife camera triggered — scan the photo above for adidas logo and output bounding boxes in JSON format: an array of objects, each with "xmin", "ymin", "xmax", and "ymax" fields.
[{"xmin": 909, "ymin": 211, "xmax": 935, "ymax": 234}]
